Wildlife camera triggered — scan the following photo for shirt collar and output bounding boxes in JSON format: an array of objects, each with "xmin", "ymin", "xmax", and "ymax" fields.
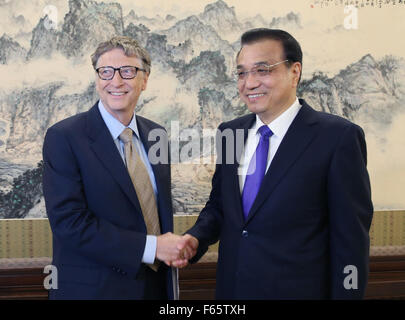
[
  {"xmin": 254, "ymin": 97, "xmax": 301, "ymax": 138},
  {"xmin": 98, "ymin": 100, "xmax": 140, "ymax": 140}
]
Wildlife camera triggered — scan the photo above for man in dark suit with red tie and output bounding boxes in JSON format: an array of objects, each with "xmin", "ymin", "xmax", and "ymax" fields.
[{"xmin": 178, "ymin": 28, "xmax": 373, "ymax": 299}]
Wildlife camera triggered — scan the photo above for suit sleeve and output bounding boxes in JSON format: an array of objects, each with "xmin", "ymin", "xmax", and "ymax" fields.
[
  {"xmin": 327, "ymin": 123, "xmax": 373, "ymax": 299},
  {"xmin": 42, "ymin": 126, "xmax": 146, "ymax": 277}
]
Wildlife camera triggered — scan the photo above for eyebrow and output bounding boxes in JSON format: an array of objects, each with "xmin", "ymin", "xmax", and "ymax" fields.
[{"xmin": 236, "ymin": 61, "xmax": 270, "ymax": 69}]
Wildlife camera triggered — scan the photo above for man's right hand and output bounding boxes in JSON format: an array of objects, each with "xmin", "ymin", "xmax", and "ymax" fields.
[
  {"xmin": 156, "ymin": 232, "xmax": 198, "ymax": 268},
  {"xmin": 171, "ymin": 234, "xmax": 199, "ymax": 268}
]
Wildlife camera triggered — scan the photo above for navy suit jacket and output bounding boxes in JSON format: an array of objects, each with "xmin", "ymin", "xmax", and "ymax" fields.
[
  {"xmin": 187, "ymin": 99, "xmax": 373, "ymax": 299},
  {"xmin": 42, "ymin": 102, "xmax": 174, "ymax": 299}
]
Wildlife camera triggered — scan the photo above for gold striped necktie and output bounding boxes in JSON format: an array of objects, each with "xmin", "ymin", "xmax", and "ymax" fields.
[{"xmin": 119, "ymin": 127, "xmax": 161, "ymax": 271}]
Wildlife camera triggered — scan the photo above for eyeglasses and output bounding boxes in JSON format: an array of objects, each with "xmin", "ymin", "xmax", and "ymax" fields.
[
  {"xmin": 95, "ymin": 65, "xmax": 146, "ymax": 80},
  {"xmin": 235, "ymin": 60, "xmax": 289, "ymax": 81}
]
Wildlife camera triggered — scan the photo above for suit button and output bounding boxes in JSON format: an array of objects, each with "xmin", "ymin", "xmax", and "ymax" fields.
[{"xmin": 242, "ymin": 230, "xmax": 248, "ymax": 238}]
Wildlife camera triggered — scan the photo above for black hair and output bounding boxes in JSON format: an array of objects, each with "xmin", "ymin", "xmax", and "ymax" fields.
[{"xmin": 238, "ymin": 28, "xmax": 303, "ymax": 83}]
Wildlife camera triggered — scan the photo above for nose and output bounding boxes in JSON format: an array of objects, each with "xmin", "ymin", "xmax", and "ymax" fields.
[
  {"xmin": 110, "ymin": 69, "xmax": 124, "ymax": 86},
  {"xmin": 244, "ymin": 71, "xmax": 260, "ymax": 90}
]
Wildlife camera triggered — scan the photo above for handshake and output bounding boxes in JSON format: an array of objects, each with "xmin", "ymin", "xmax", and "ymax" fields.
[{"xmin": 156, "ymin": 233, "xmax": 199, "ymax": 268}]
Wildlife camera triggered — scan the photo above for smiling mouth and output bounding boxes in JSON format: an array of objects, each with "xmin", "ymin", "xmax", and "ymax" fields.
[
  {"xmin": 247, "ymin": 93, "xmax": 265, "ymax": 100},
  {"xmin": 109, "ymin": 92, "xmax": 127, "ymax": 96}
]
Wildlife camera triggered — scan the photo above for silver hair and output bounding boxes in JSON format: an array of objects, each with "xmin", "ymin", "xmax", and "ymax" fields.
[{"xmin": 91, "ymin": 35, "xmax": 151, "ymax": 74}]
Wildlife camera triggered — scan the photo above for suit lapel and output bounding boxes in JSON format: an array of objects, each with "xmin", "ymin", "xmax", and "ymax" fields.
[
  {"xmin": 245, "ymin": 102, "xmax": 319, "ymax": 224},
  {"xmin": 136, "ymin": 116, "xmax": 173, "ymax": 233},
  {"xmin": 228, "ymin": 114, "xmax": 256, "ymax": 224},
  {"xmin": 136, "ymin": 116, "xmax": 166, "ymax": 203},
  {"xmin": 86, "ymin": 103, "xmax": 143, "ymax": 214}
]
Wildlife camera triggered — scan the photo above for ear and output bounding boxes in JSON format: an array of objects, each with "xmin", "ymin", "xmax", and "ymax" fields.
[
  {"xmin": 291, "ymin": 62, "xmax": 302, "ymax": 88},
  {"xmin": 142, "ymin": 73, "xmax": 149, "ymax": 91}
]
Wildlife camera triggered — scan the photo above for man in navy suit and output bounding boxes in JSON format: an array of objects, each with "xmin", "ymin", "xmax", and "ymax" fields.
[
  {"xmin": 42, "ymin": 36, "xmax": 192, "ymax": 299},
  {"xmin": 177, "ymin": 28, "xmax": 373, "ymax": 299}
]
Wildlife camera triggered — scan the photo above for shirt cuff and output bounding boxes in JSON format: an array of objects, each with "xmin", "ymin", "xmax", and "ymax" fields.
[{"xmin": 142, "ymin": 235, "xmax": 157, "ymax": 264}]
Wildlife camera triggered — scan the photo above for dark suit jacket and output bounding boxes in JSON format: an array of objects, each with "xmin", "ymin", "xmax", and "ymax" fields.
[
  {"xmin": 42, "ymin": 102, "xmax": 174, "ymax": 299},
  {"xmin": 187, "ymin": 99, "xmax": 373, "ymax": 299}
]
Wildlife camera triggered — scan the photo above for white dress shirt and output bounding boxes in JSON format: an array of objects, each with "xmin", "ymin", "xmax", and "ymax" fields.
[
  {"xmin": 98, "ymin": 101, "xmax": 158, "ymax": 264},
  {"xmin": 238, "ymin": 98, "xmax": 302, "ymax": 193}
]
